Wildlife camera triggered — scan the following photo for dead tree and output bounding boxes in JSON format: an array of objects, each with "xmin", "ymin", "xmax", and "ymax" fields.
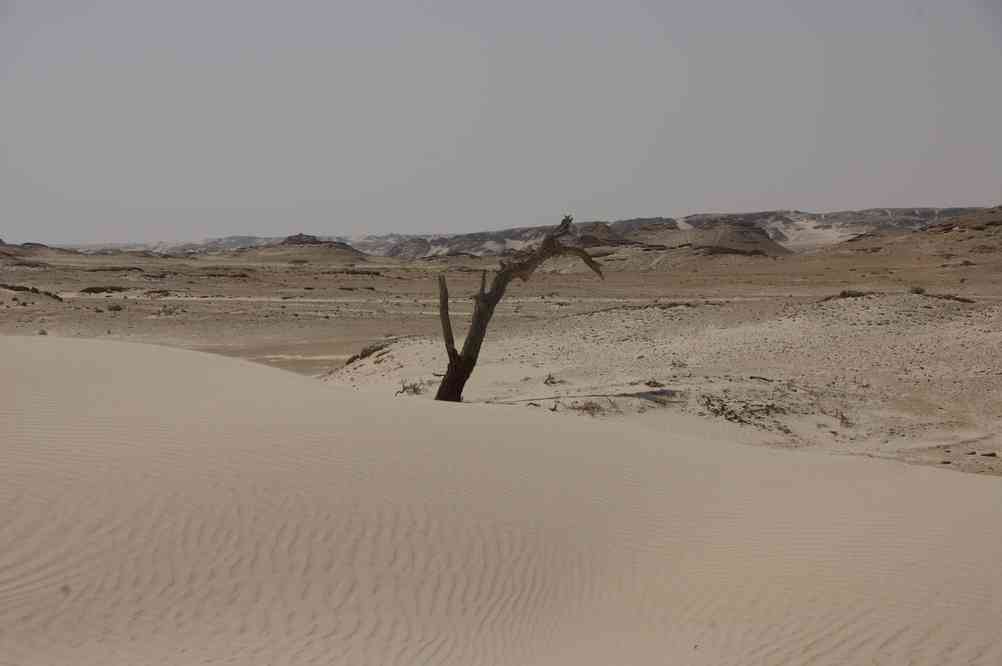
[{"xmin": 435, "ymin": 215, "xmax": 603, "ymax": 402}]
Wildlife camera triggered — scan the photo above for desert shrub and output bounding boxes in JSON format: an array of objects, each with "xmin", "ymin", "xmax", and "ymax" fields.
[
  {"xmin": 156, "ymin": 303, "xmax": 185, "ymax": 316},
  {"xmin": 573, "ymin": 400, "xmax": 606, "ymax": 416},
  {"xmin": 819, "ymin": 289, "xmax": 871, "ymax": 302},
  {"xmin": 344, "ymin": 341, "xmax": 391, "ymax": 366},
  {"xmin": 925, "ymin": 293, "xmax": 975, "ymax": 303},
  {"xmin": 80, "ymin": 286, "xmax": 128, "ymax": 294},
  {"xmin": 395, "ymin": 380, "xmax": 428, "ymax": 396}
]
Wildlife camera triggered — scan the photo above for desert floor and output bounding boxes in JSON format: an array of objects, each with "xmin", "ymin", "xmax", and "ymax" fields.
[
  {"xmin": 3, "ymin": 335, "xmax": 1002, "ymax": 665},
  {"xmin": 3, "ymin": 232, "xmax": 1002, "ymax": 665},
  {"xmin": 3, "ymin": 240, "xmax": 1000, "ymax": 474}
]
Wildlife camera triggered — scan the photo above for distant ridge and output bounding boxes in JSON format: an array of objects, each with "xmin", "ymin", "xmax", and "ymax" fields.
[
  {"xmin": 60, "ymin": 206, "xmax": 989, "ymax": 257},
  {"xmin": 281, "ymin": 233, "xmax": 326, "ymax": 245}
]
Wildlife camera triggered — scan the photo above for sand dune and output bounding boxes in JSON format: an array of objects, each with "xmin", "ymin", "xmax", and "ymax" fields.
[{"xmin": 3, "ymin": 336, "xmax": 1002, "ymax": 665}]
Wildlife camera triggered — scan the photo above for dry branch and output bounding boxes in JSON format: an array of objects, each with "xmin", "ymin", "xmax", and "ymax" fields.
[{"xmin": 437, "ymin": 275, "xmax": 458, "ymax": 362}]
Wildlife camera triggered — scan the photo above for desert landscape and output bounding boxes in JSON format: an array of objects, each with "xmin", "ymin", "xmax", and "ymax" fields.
[
  {"xmin": 4, "ymin": 207, "xmax": 1001, "ymax": 471},
  {"xmin": 6, "ymin": 0, "xmax": 1001, "ymax": 661},
  {"xmin": 3, "ymin": 207, "xmax": 1002, "ymax": 663}
]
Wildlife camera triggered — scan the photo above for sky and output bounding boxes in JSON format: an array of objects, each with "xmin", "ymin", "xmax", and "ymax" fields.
[{"xmin": 2, "ymin": 0, "xmax": 1001, "ymax": 245}]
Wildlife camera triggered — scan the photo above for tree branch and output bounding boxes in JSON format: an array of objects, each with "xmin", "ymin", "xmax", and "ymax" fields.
[
  {"xmin": 437, "ymin": 274, "xmax": 458, "ymax": 361},
  {"xmin": 556, "ymin": 245, "xmax": 603, "ymax": 279},
  {"xmin": 495, "ymin": 214, "xmax": 603, "ymax": 286}
]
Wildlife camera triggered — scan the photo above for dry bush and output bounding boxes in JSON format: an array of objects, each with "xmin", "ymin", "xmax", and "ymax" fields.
[
  {"xmin": 81, "ymin": 286, "xmax": 129, "ymax": 294},
  {"xmin": 924, "ymin": 293, "xmax": 975, "ymax": 304},
  {"xmin": 572, "ymin": 400, "xmax": 607, "ymax": 417},
  {"xmin": 819, "ymin": 289, "xmax": 871, "ymax": 302},
  {"xmin": 395, "ymin": 379, "xmax": 431, "ymax": 396},
  {"xmin": 345, "ymin": 341, "xmax": 391, "ymax": 366},
  {"xmin": 156, "ymin": 303, "xmax": 185, "ymax": 316}
]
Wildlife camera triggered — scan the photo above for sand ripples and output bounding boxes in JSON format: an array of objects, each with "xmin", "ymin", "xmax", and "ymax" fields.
[{"xmin": 2, "ymin": 337, "xmax": 1001, "ymax": 664}]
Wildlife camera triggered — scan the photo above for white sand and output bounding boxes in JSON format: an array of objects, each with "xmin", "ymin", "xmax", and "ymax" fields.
[{"xmin": 3, "ymin": 336, "xmax": 1002, "ymax": 665}]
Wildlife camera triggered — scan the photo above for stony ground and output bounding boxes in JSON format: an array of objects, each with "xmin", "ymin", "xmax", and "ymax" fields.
[{"xmin": 333, "ymin": 290, "xmax": 1002, "ymax": 475}]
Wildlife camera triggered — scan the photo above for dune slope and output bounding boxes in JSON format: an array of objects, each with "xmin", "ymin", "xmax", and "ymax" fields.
[{"xmin": 2, "ymin": 336, "xmax": 1001, "ymax": 665}]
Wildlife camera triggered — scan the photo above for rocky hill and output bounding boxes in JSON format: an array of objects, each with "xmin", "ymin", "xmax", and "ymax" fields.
[
  {"xmin": 0, "ymin": 241, "xmax": 80, "ymax": 261},
  {"xmin": 54, "ymin": 207, "xmax": 988, "ymax": 258},
  {"xmin": 678, "ymin": 208, "xmax": 984, "ymax": 251},
  {"xmin": 351, "ymin": 208, "xmax": 983, "ymax": 258},
  {"xmin": 222, "ymin": 234, "xmax": 368, "ymax": 264},
  {"xmin": 821, "ymin": 206, "xmax": 1002, "ymax": 261},
  {"xmin": 347, "ymin": 217, "xmax": 677, "ymax": 259}
]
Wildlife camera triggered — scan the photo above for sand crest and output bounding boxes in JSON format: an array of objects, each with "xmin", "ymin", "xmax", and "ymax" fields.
[{"xmin": 2, "ymin": 336, "xmax": 1001, "ymax": 665}]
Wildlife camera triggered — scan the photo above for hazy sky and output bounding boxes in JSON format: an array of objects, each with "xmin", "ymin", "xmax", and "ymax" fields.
[{"xmin": 2, "ymin": 0, "xmax": 1000, "ymax": 244}]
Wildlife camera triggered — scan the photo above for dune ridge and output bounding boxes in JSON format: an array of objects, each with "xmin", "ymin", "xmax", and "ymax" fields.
[{"xmin": 2, "ymin": 336, "xmax": 1001, "ymax": 665}]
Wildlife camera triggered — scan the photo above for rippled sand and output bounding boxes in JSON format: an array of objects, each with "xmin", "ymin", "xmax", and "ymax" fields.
[{"xmin": 2, "ymin": 336, "xmax": 1001, "ymax": 665}]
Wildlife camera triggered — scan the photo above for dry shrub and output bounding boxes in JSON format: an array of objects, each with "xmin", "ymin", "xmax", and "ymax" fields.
[
  {"xmin": 819, "ymin": 289, "xmax": 871, "ymax": 302},
  {"xmin": 345, "ymin": 341, "xmax": 391, "ymax": 366}
]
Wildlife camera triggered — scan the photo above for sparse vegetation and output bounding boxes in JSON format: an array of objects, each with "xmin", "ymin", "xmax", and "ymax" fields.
[
  {"xmin": 345, "ymin": 341, "xmax": 392, "ymax": 366},
  {"xmin": 0, "ymin": 283, "xmax": 64, "ymax": 302},
  {"xmin": 80, "ymin": 286, "xmax": 129, "ymax": 294},
  {"xmin": 819, "ymin": 289, "xmax": 872, "ymax": 302},
  {"xmin": 571, "ymin": 400, "xmax": 607, "ymax": 417},
  {"xmin": 699, "ymin": 394, "xmax": 789, "ymax": 431},
  {"xmin": 156, "ymin": 303, "xmax": 185, "ymax": 316},
  {"xmin": 923, "ymin": 293, "xmax": 975, "ymax": 303},
  {"xmin": 395, "ymin": 379, "xmax": 430, "ymax": 396}
]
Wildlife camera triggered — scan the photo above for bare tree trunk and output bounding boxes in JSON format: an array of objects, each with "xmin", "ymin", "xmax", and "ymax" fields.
[
  {"xmin": 435, "ymin": 357, "xmax": 476, "ymax": 402},
  {"xmin": 434, "ymin": 216, "xmax": 603, "ymax": 402}
]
